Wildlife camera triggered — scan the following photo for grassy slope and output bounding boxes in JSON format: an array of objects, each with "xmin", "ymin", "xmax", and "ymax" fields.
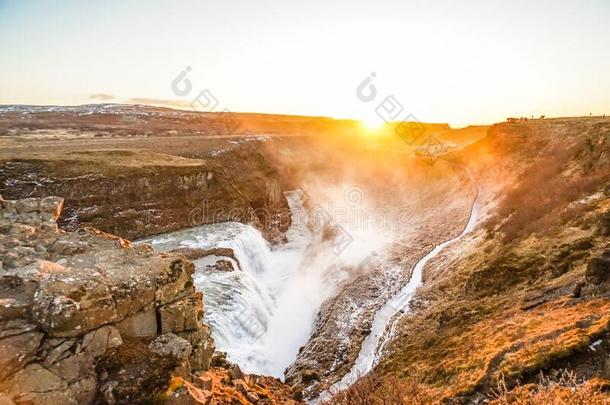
[{"xmin": 336, "ymin": 118, "xmax": 610, "ymax": 403}]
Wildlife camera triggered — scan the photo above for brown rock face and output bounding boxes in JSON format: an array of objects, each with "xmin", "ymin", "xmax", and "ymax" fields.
[
  {"xmin": 170, "ymin": 247, "xmax": 238, "ymax": 262},
  {"xmin": 163, "ymin": 366, "xmax": 302, "ymax": 405},
  {"xmin": 0, "ymin": 195, "xmax": 215, "ymax": 403},
  {"xmin": 159, "ymin": 293, "xmax": 205, "ymax": 334},
  {"xmin": 206, "ymin": 259, "xmax": 235, "ymax": 272},
  {"xmin": 115, "ymin": 306, "xmax": 158, "ymax": 338},
  {"xmin": 0, "ymin": 149, "xmax": 291, "ymax": 243},
  {"xmin": 585, "ymin": 250, "xmax": 610, "ymax": 295}
]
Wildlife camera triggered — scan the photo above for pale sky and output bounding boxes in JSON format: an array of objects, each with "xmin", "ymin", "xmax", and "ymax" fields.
[{"xmin": 1, "ymin": 0, "xmax": 609, "ymax": 126}]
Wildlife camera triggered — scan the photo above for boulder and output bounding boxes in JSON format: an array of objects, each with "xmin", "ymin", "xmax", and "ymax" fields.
[
  {"xmin": 13, "ymin": 198, "xmax": 39, "ymax": 215},
  {"xmin": 585, "ymin": 251, "xmax": 610, "ymax": 285},
  {"xmin": 40, "ymin": 196, "xmax": 64, "ymax": 220},
  {"xmin": 149, "ymin": 333, "xmax": 192, "ymax": 364},
  {"xmin": 81, "ymin": 325, "xmax": 123, "ymax": 357},
  {"xmin": 50, "ymin": 239, "xmax": 89, "ymax": 256},
  {"xmin": 211, "ymin": 351, "xmax": 230, "ymax": 368},
  {"xmin": 0, "ymin": 331, "xmax": 44, "ymax": 380},
  {"xmin": 32, "ymin": 277, "xmax": 119, "ymax": 337},
  {"xmin": 155, "ymin": 259, "xmax": 195, "ymax": 305},
  {"xmin": 48, "ymin": 326, "xmax": 122, "ymax": 384},
  {"xmin": 97, "ymin": 340, "xmax": 182, "ymax": 404},
  {"xmin": 178, "ymin": 325, "xmax": 215, "ymax": 371},
  {"xmin": 0, "ymin": 319, "xmax": 38, "ymax": 339},
  {"xmin": 2, "ymin": 248, "xmax": 36, "ymax": 270},
  {"xmin": 159, "ymin": 293, "xmax": 204, "ymax": 333},
  {"xmin": 110, "ymin": 278, "xmax": 156, "ymax": 320},
  {"xmin": 0, "ymin": 363, "xmax": 78, "ymax": 405},
  {"xmin": 228, "ymin": 363, "xmax": 244, "ymax": 381},
  {"xmin": 206, "ymin": 259, "xmax": 235, "ymax": 272},
  {"xmin": 169, "ymin": 247, "xmax": 238, "ymax": 262},
  {"xmin": 41, "ymin": 338, "xmax": 77, "ymax": 368}
]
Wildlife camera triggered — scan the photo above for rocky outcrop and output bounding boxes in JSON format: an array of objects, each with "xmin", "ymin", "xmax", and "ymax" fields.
[
  {"xmin": 0, "ymin": 149, "xmax": 290, "ymax": 244},
  {"xmin": 206, "ymin": 259, "xmax": 235, "ymax": 272},
  {"xmin": 163, "ymin": 365, "xmax": 301, "ymax": 404},
  {"xmin": 586, "ymin": 249, "xmax": 610, "ymax": 285},
  {"xmin": 583, "ymin": 249, "xmax": 610, "ymax": 297},
  {"xmin": 169, "ymin": 247, "xmax": 238, "ymax": 263},
  {"xmin": 0, "ymin": 195, "xmax": 215, "ymax": 403}
]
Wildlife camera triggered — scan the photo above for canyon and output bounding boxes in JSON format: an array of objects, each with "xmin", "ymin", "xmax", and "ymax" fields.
[{"xmin": 1, "ymin": 105, "xmax": 609, "ymax": 404}]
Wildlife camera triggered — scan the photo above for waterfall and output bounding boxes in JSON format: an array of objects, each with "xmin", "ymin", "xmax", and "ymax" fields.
[
  {"xmin": 141, "ymin": 190, "xmax": 338, "ymax": 377},
  {"xmin": 142, "ymin": 222, "xmax": 283, "ymax": 369},
  {"xmin": 219, "ymin": 225, "xmax": 273, "ymax": 275}
]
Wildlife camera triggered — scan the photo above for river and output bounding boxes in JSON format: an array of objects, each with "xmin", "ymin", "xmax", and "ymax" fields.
[{"xmin": 321, "ymin": 169, "xmax": 479, "ymax": 399}]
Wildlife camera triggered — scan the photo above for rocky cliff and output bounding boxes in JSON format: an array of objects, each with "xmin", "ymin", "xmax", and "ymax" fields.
[
  {"xmin": 0, "ymin": 149, "xmax": 290, "ymax": 244},
  {"xmin": 0, "ymin": 194, "xmax": 216, "ymax": 403},
  {"xmin": 0, "ymin": 195, "xmax": 299, "ymax": 404}
]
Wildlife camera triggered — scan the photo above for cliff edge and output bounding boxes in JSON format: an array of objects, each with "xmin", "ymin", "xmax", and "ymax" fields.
[{"xmin": 0, "ymin": 195, "xmax": 299, "ymax": 404}]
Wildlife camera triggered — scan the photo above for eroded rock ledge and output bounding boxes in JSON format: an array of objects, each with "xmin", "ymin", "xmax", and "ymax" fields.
[
  {"xmin": 0, "ymin": 149, "xmax": 291, "ymax": 244},
  {"xmin": 0, "ymin": 194, "xmax": 300, "ymax": 404}
]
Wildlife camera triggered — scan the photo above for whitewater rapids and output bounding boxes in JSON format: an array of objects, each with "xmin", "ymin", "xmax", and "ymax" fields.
[{"xmin": 142, "ymin": 191, "xmax": 346, "ymax": 378}]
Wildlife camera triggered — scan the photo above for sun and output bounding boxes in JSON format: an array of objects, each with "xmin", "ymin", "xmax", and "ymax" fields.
[{"xmin": 359, "ymin": 117, "xmax": 384, "ymax": 134}]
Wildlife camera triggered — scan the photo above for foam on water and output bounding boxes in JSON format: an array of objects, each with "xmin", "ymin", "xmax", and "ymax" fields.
[{"xmin": 142, "ymin": 190, "xmax": 344, "ymax": 377}]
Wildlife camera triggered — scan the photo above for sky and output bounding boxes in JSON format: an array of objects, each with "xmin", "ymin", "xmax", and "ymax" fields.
[{"xmin": 1, "ymin": 0, "xmax": 609, "ymax": 126}]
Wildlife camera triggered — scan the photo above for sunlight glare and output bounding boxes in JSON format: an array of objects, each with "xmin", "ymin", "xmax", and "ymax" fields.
[{"xmin": 360, "ymin": 117, "xmax": 384, "ymax": 135}]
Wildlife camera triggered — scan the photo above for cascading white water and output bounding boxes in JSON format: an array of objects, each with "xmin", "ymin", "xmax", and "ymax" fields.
[
  {"xmin": 142, "ymin": 190, "xmax": 348, "ymax": 377},
  {"xmin": 142, "ymin": 222, "xmax": 280, "ymax": 365}
]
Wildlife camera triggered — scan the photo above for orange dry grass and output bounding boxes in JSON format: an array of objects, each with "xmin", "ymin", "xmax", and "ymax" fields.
[
  {"xmin": 383, "ymin": 298, "xmax": 610, "ymax": 400},
  {"xmin": 163, "ymin": 368, "xmax": 294, "ymax": 405},
  {"xmin": 490, "ymin": 372, "xmax": 610, "ymax": 405},
  {"xmin": 486, "ymin": 138, "xmax": 610, "ymax": 242},
  {"xmin": 499, "ymin": 311, "xmax": 610, "ymax": 380},
  {"xmin": 165, "ymin": 373, "xmax": 254, "ymax": 405},
  {"xmin": 320, "ymin": 374, "xmax": 435, "ymax": 405},
  {"xmin": 323, "ymin": 371, "xmax": 610, "ymax": 405}
]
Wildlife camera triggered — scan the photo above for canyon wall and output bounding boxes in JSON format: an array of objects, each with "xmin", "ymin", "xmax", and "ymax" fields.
[
  {"xmin": 0, "ymin": 195, "xmax": 301, "ymax": 404},
  {"xmin": 0, "ymin": 149, "xmax": 290, "ymax": 244},
  {"xmin": 327, "ymin": 117, "xmax": 610, "ymax": 403},
  {"xmin": 0, "ymin": 195, "xmax": 215, "ymax": 403}
]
